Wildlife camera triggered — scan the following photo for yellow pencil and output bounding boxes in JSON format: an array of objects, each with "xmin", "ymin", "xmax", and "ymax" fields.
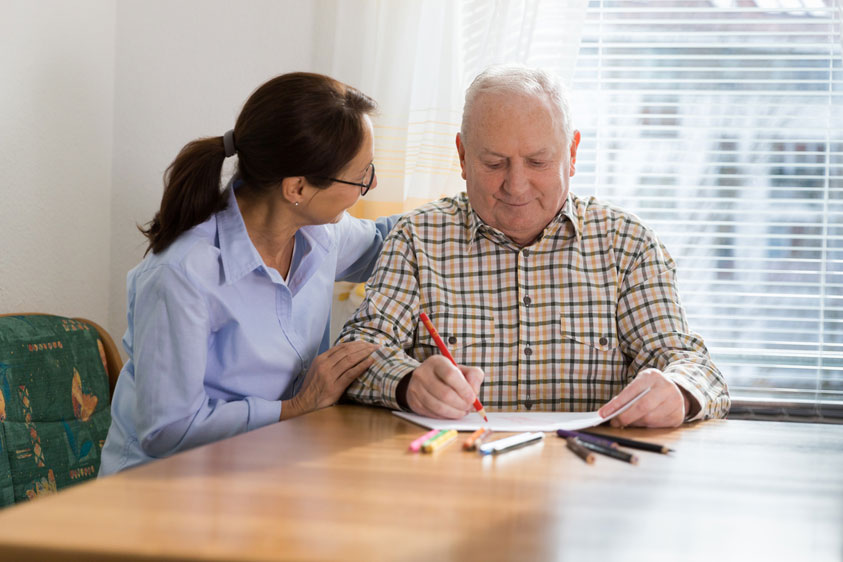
[{"xmin": 422, "ymin": 429, "xmax": 458, "ymax": 453}]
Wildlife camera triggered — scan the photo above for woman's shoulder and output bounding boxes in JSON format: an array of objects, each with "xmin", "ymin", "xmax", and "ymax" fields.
[
  {"xmin": 131, "ymin": 217, "xmax": 221, "ymax": 285},
  {"xmin": 304, "ymin": 213, "xmax": 381, "ymax": 250}
]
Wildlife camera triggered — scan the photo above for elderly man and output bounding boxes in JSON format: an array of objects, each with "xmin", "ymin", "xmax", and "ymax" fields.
[{"xmin": 339, "ymin": 65, "xmax": 729, "ymax": 427}]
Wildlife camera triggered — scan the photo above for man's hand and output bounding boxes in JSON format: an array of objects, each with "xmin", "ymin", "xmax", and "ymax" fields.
[
  {"xmin": 597, "ymin": 368, "xmax": 691, "ymax": 428},
  {"xmin": 281, "ymin": 341, "xmax": 378, "ymax": 420},
  {"xmin": 406, "ymin": 355, "xmax": 484, "ymax": 419}
]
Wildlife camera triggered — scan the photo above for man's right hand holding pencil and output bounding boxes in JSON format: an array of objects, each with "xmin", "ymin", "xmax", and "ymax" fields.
[{"xmin": 402, "ymin": 356, "xmax": 485, "ymax": 419}]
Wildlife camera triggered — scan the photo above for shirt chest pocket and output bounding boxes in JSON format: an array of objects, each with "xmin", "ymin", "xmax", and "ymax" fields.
[
  {"xmin": 560, "ymin": 301, "xmax": 619, "ymax": 353},
  {"xmin": 415, "ymin": 309, "xmax": 495, "ymax": 367}
]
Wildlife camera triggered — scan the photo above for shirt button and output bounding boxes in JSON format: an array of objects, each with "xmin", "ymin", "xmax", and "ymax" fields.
[
  {"xmin": 522, "ymin": 249, "xmax": 531, "ymax": 257},
  {"xmin": 523, "ymin": 295, "xmax": 532, "ymax": 306},
  {"xmin": 524, "ymin": 399, "xmax": 533, "ymax": 410},
  {"xmin": 524, "ymin": 347, "xmax": 533, "ymax": 356},
  {"xmin": 599, "ymin": 336, "xmax": 609, "ymax": 347},
  {"xmin": 448, "ymin": 335, "xmax": 457, "ymax": 345}
]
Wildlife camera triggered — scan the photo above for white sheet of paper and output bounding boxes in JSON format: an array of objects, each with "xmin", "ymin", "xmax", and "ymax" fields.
[{"xmin": 392, "ymin": 387, "xmax": 651, "ymax": 432}]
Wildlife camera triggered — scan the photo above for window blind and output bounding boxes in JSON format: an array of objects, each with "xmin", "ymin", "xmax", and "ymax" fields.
[{"xmin": 569, "ymin": 0, "xmax": 842, "ymax": 419}]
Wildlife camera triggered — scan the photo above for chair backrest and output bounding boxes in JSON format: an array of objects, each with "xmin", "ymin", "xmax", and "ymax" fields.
[{"xmin": 0, "ymin": 313, "xmax": 121, "ymax": 507}]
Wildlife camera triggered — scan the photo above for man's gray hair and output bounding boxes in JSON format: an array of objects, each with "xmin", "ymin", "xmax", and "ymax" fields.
[{"xmin": 460, "ymin": 64, "xmax": 573, "ymax": 146}]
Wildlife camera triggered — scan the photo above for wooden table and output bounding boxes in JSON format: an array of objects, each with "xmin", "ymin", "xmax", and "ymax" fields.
[{"xmin": 0, "ymin": 406, "xmax": 840, "ymax": 561}]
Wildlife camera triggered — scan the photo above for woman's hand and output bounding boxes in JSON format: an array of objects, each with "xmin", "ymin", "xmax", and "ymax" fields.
[{"xmin": 281, "ymin": 341, "xmax": 379, "ymax": 420}]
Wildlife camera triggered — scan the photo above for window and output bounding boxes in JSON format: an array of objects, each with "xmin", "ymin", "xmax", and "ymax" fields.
[{"xmin": 569, "ymin": 0, "xmax": 842, "ymax": 419}]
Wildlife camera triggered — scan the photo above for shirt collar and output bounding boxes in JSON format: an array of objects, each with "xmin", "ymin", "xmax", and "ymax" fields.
[
  {"xmin": 560, "ymin": 193, "xmax": 583, "ymax": 242},
  {"xmin": 465, "ymin": 192, "xmax": 581, "ymax": 250},
  {"xmin": 217, "ymin": 180, "xmax": 264, "ymax": 285}
]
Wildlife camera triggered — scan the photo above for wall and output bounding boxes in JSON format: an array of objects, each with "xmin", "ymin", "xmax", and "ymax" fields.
[
  {"xmin": 0, "ymin": 1, "xmax": 116, "ymax": 322},
  {"xmin": 108, "ymin": 1, "xmax": 316, "ymax": 344},
  {"xmin": 3, "ymin": 1, "xmax": 320, "ymax": 345}
]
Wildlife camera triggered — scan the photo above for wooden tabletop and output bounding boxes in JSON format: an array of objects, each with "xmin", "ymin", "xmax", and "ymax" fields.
[{"xmin": 0, "ymin": 406, "xmax": 840, "ymax": 561}]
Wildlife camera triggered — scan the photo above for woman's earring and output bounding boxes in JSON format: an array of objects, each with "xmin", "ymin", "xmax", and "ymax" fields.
[{"xmin": 294, "ymin": 202, "xmax": 299, "ymax": 207}]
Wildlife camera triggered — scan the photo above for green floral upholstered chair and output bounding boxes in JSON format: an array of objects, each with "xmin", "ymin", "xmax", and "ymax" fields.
[{"xmin": 0, "ymin": 314, "xmax": 121, "ymax": 507}]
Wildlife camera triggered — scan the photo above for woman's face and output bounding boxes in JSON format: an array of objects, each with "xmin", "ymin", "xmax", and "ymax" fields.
[{"xmin": 302, "ymin": 115, "xmax": 377, "ymax": 224}]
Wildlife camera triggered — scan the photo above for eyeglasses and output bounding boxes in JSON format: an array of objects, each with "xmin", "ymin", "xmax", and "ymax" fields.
[{"xmin": 320, "ymin": 163, "xmax": 375, "ymax": 196}]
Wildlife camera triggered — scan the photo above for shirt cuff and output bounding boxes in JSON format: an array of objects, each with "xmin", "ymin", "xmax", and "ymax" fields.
[
  {"xmin": 373, "ymin": 354, "xmax": 420, "ymax": 411},
  {"xmin": 247, "ymin": 397, "xmax": 283, "ymax": 431},
  {"xmin": 662, "ymin": 368, "xmax": 707, "ymax": 422}
]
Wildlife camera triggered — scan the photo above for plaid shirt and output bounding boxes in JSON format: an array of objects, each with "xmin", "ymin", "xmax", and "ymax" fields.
[{"xmin": 340, "ymin": 192, "xmax": 730, "ymax": 420}]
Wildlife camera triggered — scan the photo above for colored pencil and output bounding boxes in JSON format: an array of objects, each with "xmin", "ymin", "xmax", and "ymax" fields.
[
  {"xmin": 556, "ymin": 429, "xmax": 618, "ymax": 449},
  {"xmin": 578, "ymin": 430, "xmax": 673, "ymax": 454},
  {"xmin": 409, "ymin": 429, "xmax": 441, "ymax": 452},
  {"xmin": 577, "ymin": 439, "xmax": 639, "ymax": 465},
  {"xmin": 463, "ymin": 427, "xmax": 492, "ymax": 450},
  {"xmin": 478, "ymin": 432, "xmax": 544, "ymax": 456},
  {"xmin": 418, "ymin": 429, "xmax": 448, "ymax": 451},
  {"xmin": 565, "ymin": 437, "xmax": 595, "ymax": 464},
  {"xmin": 422, "ymin": 429, "xmax": 458, "ymax": 453},
  {"xmin": 419, "ymin": 312, "xmax": 489, "ymax": 423}
]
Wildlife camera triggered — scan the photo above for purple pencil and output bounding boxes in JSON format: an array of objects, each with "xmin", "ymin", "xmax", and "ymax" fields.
[{"xmin": 556, "ymin": 429, "xmax": 618, "ymax": 449}]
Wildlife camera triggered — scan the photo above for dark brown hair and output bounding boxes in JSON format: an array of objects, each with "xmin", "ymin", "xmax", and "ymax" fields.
[{"xmin": 140, "ymin": 72, "xmax": 377, "ymax": 254}]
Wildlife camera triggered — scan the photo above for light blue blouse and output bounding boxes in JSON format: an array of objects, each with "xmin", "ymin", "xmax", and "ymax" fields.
[{"xmin": 100, "ymin": 185, "xmax": 396, "ymax": 475}]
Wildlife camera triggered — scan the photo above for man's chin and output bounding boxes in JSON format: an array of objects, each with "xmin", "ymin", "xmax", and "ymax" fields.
[
  {"xmin": 498, "ymin": 208, "xmax": 534, "ymax": 227},
  {"xmin": 494, "ymin": 213, "xmax": 545, "ymax": 244}
]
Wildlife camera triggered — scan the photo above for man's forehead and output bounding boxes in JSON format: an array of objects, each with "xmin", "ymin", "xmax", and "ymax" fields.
[
  {"xmin": 479, "ymin": 146, "xmax": 555, "ymax": 158},
  {"xmin": 468, "ymin": 92, "xmax": 563, "ymax": 139}
]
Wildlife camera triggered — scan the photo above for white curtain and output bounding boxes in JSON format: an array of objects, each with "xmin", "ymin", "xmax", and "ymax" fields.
[{"xmin": 312, "ymin": 0, "xmax": 589, "ymax": 215}]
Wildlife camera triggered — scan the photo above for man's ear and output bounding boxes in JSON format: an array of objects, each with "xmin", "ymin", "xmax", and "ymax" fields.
[
  {"xmin": 281, "ymin": 176, "xmax": 306, "ymax": 206},
  {"xmin": 456, "ymin": 132, "xmax": 467, "ymax": 180},
  {"xmin": 569, "ymin": 130, "xmax": 581, "ymax": 177}
]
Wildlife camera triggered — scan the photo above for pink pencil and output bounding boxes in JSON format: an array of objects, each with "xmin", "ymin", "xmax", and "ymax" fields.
[{"xmin": 408, "ymin": 429, "xmax": 440, "ymax": 452}]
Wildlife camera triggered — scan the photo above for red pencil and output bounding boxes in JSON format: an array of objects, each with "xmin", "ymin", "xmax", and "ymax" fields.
[{"xmin": 419, "ymin": 312, "xmax": 489, "ymax": 423}]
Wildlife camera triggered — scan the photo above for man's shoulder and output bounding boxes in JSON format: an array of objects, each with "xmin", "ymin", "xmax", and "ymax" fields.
[
  {"xmin": 397, "ymin": 193, "xmax": 470, "ymax": 229},
  {"xmin": 573, "ymin": 193, "xmax": 651, "ymax": 232},
  {"xmin": 406, "ymin": 193, "xmax": 468, "ymax": 217}
]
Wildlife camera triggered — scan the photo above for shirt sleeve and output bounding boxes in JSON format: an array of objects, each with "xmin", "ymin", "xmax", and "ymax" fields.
[
  {"xmin": 334, "ymin": 213, "xmax": 402, "ymax": 283},
  {"xmin": 131, "ymin": 264, "xmax": 282, "ymax": 458},
  {"xmin": 616, "ymin": 230, "xmax": 731, "ymax": 421},
  {"xmin": 337, "ymin": 220, "xmax": 422, "ymax": 410}
]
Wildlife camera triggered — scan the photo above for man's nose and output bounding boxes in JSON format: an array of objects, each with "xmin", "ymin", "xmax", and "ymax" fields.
[{"xmin": 504, "ymin": 163, "xmax": 529, "ymax": 193}]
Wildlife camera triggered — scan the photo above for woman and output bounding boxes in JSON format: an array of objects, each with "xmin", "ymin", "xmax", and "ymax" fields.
[{"xmin": 100, "ymin": 72, "xmax": 397, "ymax": 475}]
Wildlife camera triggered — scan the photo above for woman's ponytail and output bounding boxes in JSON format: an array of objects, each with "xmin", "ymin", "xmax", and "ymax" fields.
[{"xmin": 140, "ymin": 136, "xmax": 229, "ymax": 255}]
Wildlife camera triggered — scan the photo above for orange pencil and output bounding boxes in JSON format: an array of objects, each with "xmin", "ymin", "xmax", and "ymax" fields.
[
  {"xmin": 419, "ymin": 312, "xmax": 489, "ymax": 423},
  {"xmin": 463, "ymin": 427, "xmax": 492, "ymax": 450}
]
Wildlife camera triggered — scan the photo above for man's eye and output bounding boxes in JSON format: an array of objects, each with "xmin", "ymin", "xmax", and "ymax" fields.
[
  {"xmin": 529, "ymin": 160, "xmax": 547, "ymax": 168},
  {"xmin": 484, "ymin": 162, "xmax": 503, "ymax": 170}
]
